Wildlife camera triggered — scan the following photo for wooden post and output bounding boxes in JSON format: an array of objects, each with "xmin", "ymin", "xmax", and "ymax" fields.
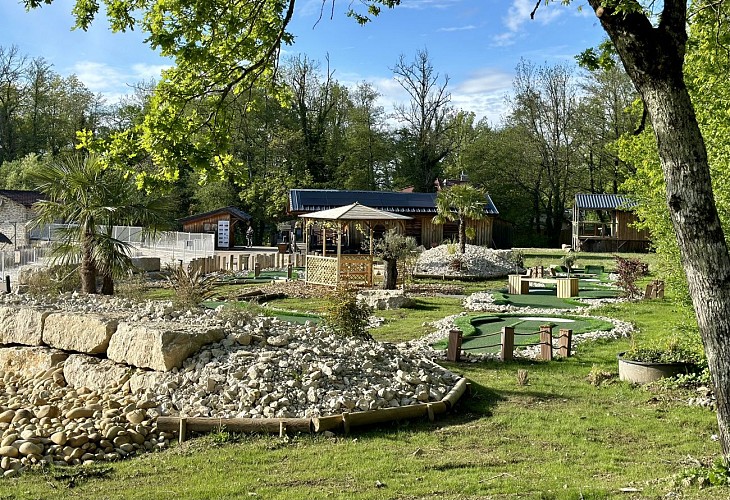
[
  {"xmin": 427, "ymin": 403, "xmax": 435, "ymax": 422},
  {"xmin": 287, "ymin": 263, "xmax": 293, "ymax": 279},
  {"xmin": 279, "ymin": 421, "xmax": 286, "ymax": 438},
  {"xmin": 342, "ymin": 412, "xmax": 351, "ymax": 436},
  {"xmin": 254, "ymin": 262, "xmax": 261, "ymax": 278},
  {"xmin": 179, "ymin": 417, "xmax": 187, "ymax": 444},
  {"xmin": 540, "ymin": 325, "xmax": 553, "ymax": 361},
  {"xmin": 3, "ymin": 276, "xmax": 9, "ymax": 294},
  {"xmin": 446, "ymin": 329, "xmax": 462, "ymax": 362},
  {"xmin": 558, "ymin": 329, "xmax": 573, "ymax": 357},
  {"xmin": 501, "ymin": 326, "xmax": 514, "ymax": 361}
]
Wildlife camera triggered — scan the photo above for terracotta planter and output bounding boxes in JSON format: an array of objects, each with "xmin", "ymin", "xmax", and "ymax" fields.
[{"xmin": 617, "ymin": 352, "xmax": 695, "ymax": 384}]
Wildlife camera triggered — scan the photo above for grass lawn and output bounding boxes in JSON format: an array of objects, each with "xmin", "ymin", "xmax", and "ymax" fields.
[
  {"xmin": 1, "ymin": 334, "xmax": 721, "ymax": 499},
  {"xmin": 20, "ymin": 251, "xmax": 721, "ymax": 498}
]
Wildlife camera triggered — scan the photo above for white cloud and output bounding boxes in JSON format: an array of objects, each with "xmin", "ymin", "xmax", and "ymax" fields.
[
  {"xmin": 131, "ymin": 63, "xmax": 169, "ymax": 81},
  {"xmin": 399, "ymin": 0, "xmax": 464, "ymax": 10},
  {"xmin": 452, "ymin": 69, "xmax": 513, "ymax": 125},
  {"xmin": 70, "ymin": 60, "xmax": 170, "ymax": 102},
  {"xmin": 496, "ymin": 0, "xmax": 563, "ymax": 45},
  {"xmin": 454, "ymin": 70, "xmax": 513, "ymax": 95},
  {"xmin": 437, "ymin": 25, "xmax": 476, "ymax": 32}
]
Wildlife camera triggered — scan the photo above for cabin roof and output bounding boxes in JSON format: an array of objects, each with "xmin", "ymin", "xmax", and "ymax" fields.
[
  {"xmin": 0, "ymin": 189, "xmax": 44, "ymax": 208},
  {"xmin": 574, "ymin": 193, "xmax": 638, "ymax": 211},
  {"xmin": 289, "ymin": 189, "xmax": 499, "ymax": 216},
  {"xmin": 178, "ymin": 206, "xmax": 252, "ymax": 224}
]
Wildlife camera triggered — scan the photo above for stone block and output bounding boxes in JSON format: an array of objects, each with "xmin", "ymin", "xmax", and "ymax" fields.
[
  {"xmin": 63, "ymin": 354, "xmax": 133, "ymax": 391},
  {"xmin": 43, "ymin": 313, "xmax": 118, "ymax": 354},
  {"xmin": 0, "ymin": 307, "xmax": 49, "ymax": 346},
  {"xmin": 107, "ymin": 323, "xmax": 224, "ymax": 371},
  {"xmin": 0, "ymin": 346, "xmax": 67, "ymax": 378},
  {"xmin": 357, "ymin": 289, "xmax": 414, "ymax": 310},
  {"xmin": 131, "ymin": 257, "xmax": 161, "ymax": 273},
  {"xmin": 128, "ymin": 370, "xmax": 168, "ymax": 394}
]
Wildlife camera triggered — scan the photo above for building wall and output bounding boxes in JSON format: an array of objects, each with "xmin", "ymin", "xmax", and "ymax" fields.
[
  {"xmin": 615, "ymin": 211, "xmax": 649, "ymax": 241},
  {"xmin": 181, "ymin": 214, "xmax": 238, "ymax": 249},
  {"xmin": 0, "ymin": 196, "xmax": 34, "ymax": 248},
  {"xmin": 0, "ymin": 196, "xmax": 35, "ymax": 250}
]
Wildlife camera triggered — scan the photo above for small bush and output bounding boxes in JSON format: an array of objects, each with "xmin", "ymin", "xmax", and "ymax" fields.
[
  {"xmin": 324, "ymin": 286, "xmax": 373, "ymax": 340},
  {"xmin": 516, "ymin": 369, "xmax": 529, "ymax": 386},
  {"xmin": 587, "ymin": 364, "xmax": 613, "ymax": 386},
  {"xmin": 23, "ymin": 265, "xmax": 80, "ymax": 296},
  {"xmin": 613, "ymin": 255, "xmax": 649, "ymax": 299},
  {"xmin": 165, "ymin": 263, "xmax": 218, "ymax": 308},
  {"xmin": 115, "ymin": 273, "xmax": 150, "ymax": 301}
]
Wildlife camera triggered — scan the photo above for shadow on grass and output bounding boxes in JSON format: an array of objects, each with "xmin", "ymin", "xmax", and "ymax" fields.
[{"xmin": 403, "ymin": 299, "xmax": 447, "ymax": 311}]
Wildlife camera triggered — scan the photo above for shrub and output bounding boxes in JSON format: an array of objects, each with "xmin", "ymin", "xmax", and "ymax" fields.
[
  {"xmin": 165, "ymin": 263, "xmax": 218, "ymax": 308},
  {"xmin": 613, "ymin": 255, "xmax": 649, "ymax": 298},
  {"xmin": 115, "ymin": 273, "xmax": 150, "ymax": 301},
  {"xmin": 23, "ymin": 265, "xmax": 80, "ymax": 296},
  {"xmin": 323, "ymin": 286, "xmax": 373, "ymax": 340}
]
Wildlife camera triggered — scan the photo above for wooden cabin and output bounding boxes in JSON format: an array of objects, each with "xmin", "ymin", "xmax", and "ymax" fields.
[
  {"xmin": 571, "ymin": 194, "xmax": 650, "ymax": 252},
  {"xmin": 178, "ymin": 206, "xmax": 252, "ymax": 250},
  {"xmin": 288, "ymin": 189, "xmax": 500, "ymax": 249}
]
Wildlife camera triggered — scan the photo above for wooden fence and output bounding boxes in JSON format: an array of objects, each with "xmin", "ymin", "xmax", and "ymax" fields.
[
  {"xmin": 188, "ymin": 252, "xmax": 305, "ymax": 275},
  {"xmin": 446, "ymin": 325, "xmax": 573, "ymax": 362}
]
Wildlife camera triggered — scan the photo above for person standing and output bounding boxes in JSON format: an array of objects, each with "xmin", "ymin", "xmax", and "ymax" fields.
[{"xmin": 246, "ymin": 224, "xmax": 254, "ymax": 248}]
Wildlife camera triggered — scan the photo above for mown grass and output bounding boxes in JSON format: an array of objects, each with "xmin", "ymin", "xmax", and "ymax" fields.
[
  {"xmin": 12, "ymin": 250, "xmax": 720, "ymax": 498},
  {"xmin": 1, "ymin": 330, "xmax": 722, "ymax": 499}
]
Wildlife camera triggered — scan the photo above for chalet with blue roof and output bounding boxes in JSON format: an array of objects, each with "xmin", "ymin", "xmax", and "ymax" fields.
[{"xmin": 289, "ymin": 188, "xmax": 501, "ymax": 248}]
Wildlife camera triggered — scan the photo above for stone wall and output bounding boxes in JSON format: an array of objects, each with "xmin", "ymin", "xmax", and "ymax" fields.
[
  {"xmin": 0, "ymin": 305, "xmax": 225, "ymax": 394},
  {"xmin": 0, "ymin": 197, "xmax": 34, "ymax": 248}
]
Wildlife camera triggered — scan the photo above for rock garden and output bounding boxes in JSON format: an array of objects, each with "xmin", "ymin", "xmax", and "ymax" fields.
[{"xmin": 0, "ymin": 245, "xmax": 715, "ymax": 495}]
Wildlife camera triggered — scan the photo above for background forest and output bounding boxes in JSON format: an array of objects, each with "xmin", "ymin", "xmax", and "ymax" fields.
[{"xmin": 0, "ymin": 44, "xmax": 641, "ymax": 247}]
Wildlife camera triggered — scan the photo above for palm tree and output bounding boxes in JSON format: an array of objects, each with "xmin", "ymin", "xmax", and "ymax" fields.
[
  {"xmin": 433, "ymin": 184, "xmax": 489, "ymax": 254},
  {"xmin": 31, "ymin": 153, "xmax": 171, "ymax": 294}
]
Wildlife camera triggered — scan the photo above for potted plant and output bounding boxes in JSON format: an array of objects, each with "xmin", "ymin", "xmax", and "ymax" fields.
[{"xmin": 618, "ymin": 337, "xmax": 703, "ymax": 384}]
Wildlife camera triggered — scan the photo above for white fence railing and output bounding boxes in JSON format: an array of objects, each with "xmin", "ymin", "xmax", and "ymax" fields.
[{"xmin": 1, "ymin": 225, "xmax": 215, "ymax": 281}]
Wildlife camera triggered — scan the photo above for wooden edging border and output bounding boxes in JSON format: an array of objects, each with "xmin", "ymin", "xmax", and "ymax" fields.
[{"xmin": 157, "ymin": 377, "xmax": 469, "ymax": 443}]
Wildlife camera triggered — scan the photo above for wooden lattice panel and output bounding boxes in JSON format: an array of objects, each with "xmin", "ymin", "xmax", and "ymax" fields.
[
  {"xmin": 305, "ymin": 256, "xmax": 338, "ymax": 286},
  {"xmin": 340, "ymin": 256, "xmax": 372, "ymax": 285}
]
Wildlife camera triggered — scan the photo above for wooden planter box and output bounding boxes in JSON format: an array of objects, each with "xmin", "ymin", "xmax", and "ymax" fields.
[{"xmin": 556, "ymin": 278, "xmax": 579, "ymax": 298}]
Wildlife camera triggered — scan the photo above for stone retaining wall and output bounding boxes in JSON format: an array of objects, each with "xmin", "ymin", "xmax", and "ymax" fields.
[{"xmin": 0, "ymin": 305, "xmax": 224, "ymax": 393}]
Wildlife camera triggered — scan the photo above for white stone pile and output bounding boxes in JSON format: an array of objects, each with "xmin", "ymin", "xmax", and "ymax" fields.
[
  {"xmin": 152, "ymin": 318, "xmax": 460, "ymax": 419},
  {"xmin": 0, "ymin": 291, "xmax": 462, "ymax": 477},
  {"xmin": 414, "ymin": 245, "xmax": 520, "ymax": 278}
]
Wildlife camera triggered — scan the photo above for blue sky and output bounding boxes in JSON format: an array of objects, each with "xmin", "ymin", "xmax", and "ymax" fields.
[{"xmin": 1, "ymin": 0, "xmax": 606, "ymax": 125}]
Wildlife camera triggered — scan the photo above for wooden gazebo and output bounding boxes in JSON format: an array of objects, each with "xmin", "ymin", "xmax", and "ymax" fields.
[
  {"xmin": 299, "ymin": 203, "xmax": 411, "ymax": 286},
  {"xmin": 571, "ymin": 194, "xmax": 650, "ymax": 252}
]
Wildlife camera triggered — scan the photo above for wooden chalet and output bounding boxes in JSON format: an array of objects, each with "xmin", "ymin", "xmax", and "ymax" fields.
[
  {"xmin": 288, "ymin": 188, "xmax": 500, "ymax": 249},
  {"xmin": 178, "ymin": 206, "xmax": 252, "ymax": 250},
  {"xmin": 571, "ymin": 194, "xmax": 650, "ymax": 252}
]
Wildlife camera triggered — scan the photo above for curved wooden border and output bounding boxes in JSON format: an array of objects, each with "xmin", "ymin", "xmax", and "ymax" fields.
[{"xmin": 157, "ymin": 377, "xmax": 469, "ymax": 441}]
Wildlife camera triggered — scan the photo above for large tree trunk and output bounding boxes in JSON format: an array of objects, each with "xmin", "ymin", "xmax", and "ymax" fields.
[{"xmin": 591, "ymin": 1, "xmax": 730, "ymax": 458}]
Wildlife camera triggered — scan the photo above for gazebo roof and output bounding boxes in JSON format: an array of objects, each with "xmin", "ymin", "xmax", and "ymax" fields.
[{"xmin": 299, "ymin": 202, "xmax": 412, "ymax": 221}]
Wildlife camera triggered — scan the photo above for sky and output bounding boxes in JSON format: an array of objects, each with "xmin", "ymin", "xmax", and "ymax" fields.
[{"xmin": 0, "ymin": 0, "xmax": 607, "ymax": 126}]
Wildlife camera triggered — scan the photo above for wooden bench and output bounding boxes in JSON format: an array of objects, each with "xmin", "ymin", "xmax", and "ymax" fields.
[{"xmin": 508, "ymin": 275, "xmax": 579, "ymax": 298}]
